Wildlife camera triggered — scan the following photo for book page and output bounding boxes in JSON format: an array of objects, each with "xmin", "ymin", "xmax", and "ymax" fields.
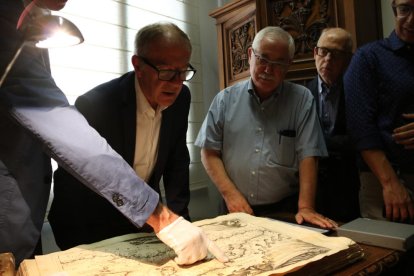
[{"xmin": 20, "ymin": 213, "xmax": 358, "ymax": 275}]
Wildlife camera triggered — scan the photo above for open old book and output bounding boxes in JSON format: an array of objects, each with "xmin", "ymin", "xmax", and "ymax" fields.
[{"xmin": 18, "ymin": 213, "xmax": 364, "ymax": 276}]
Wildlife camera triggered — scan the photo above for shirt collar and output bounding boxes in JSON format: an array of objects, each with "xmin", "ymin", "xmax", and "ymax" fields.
[
  {"xmin": 317, "ymin": 75, "xmax": 343, "ymax": 95},
  {"xmin": 388, "ymin": 30, "xmax": 412, "ymax": 52},
  {"xmin": 317, "ymin": 76, "xmax": 325, "ymax": 95},
  {"xmin": 247, "ymin": 78, "xmax": 281, "ymax": 101}
]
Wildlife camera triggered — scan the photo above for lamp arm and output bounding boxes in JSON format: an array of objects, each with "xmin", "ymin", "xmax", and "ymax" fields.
[{"xmin": 0, "ymin": 41, "xmax": 26, "ymax": 88}]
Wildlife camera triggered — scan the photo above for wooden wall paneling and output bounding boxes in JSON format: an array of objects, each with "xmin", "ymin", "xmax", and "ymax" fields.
[
  {"xmin": 265, "ymin": 0, "xmax": 337, "ymax": 83},
  {"xmin": 211, "ymin": 0, "xmax": 383, "ymax": 88},
  {"xmin": 210, "ymin": 0, "xmax": 256, "ymax": 89}
]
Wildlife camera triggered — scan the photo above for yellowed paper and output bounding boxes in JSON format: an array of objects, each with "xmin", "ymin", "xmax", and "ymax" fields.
[{"xmin": 19, "ymin": 213, "xmax": 356, "ymax": 275}]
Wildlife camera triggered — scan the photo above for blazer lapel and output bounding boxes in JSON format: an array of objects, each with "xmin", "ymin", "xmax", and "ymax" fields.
[{"xmin": 120, "ymin": 72, "xmax": 137, "ymax": 166}]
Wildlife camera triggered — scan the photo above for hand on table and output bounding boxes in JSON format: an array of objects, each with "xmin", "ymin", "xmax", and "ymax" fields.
[
  {"xmin": 295, "ymin": 207, "xmax": 338, "ymax": 229},
  {"xmin": 156, "ymin": 217, "xmax": 229, "ymax": 265},
  {"xmin": 224, "ymin": 190, "xmax": 254, "ymax": 215},
  {"xmin": 383, "ymin": 180, "xmax": 414, "ymax": 223}
]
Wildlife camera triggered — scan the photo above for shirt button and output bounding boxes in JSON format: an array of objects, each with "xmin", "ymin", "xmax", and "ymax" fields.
[
  {"xmin": 255, "ymin": 149, "xmax": 260, "ymax": 153},
  {"xmin": 251, "ymin": 171, "xmax": 256, "ymax": 175},
  {"xmin": 250, "ymin": 194, "xmax": 254, "ymax": 198}
]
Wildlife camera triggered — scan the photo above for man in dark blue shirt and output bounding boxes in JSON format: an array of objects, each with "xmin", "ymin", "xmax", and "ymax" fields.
[{"xmin": 344, "ymin": 0, "xmax": 414, "ymax": 223}]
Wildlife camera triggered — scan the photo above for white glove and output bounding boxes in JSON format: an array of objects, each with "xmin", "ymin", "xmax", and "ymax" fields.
[{"xmin": 156, "ymin": 216, "xmax": 229, "ymax": 265}]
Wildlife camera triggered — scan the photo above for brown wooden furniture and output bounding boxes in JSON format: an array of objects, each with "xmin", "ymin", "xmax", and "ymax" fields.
[
  {"xmin": 333, "ymin": 243, "xmax": 402, "ymax": 275},
  {"xmin": 210, "ymin": 0, "xmax": 383, "ymax": 88},
  {"xmin": 0, "ymin": 252, "xmax": 16, "ymax": 276}
]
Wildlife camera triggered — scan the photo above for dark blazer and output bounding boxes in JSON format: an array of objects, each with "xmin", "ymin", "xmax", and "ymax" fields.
[
  {"xmin": 49, "ymin": 72, "xmax": 191, "ymax": 249},
  {"xmin": 307, "ymin": 77, "xmax": 350, "ymax": 151},
  {"xmin": 307, "ymin": 77, "xmax": 360, "ymax": 222}
]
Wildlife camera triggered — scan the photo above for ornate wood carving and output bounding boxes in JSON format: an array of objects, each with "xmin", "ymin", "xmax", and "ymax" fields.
[
  {"xmin": 230, "ymin": 20, "xmax": 255, "ymax": 77},
  {"xmin": 211, "ymin": 0, "xmax": 382, "ymax": 87},
  {"xmin": 269, "ymin": 0, "xmax": 330, "ymax": 57},
  {"xmin": 264, "ymin": 0, "xmax": 334, "ymax": 82}
]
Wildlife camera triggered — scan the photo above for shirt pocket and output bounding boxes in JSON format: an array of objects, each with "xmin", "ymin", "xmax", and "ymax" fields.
[{"xmin": 273, "ymin": 130, "xmax": 296, "ymax": 167}]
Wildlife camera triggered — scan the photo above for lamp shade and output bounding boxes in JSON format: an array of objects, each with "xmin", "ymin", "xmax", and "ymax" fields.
[
  {"xmin": 0, "ymin": 13, "xmax": 84, "ymax": 87},
  {"xmin": 24, "ymin": 15, "xmax": 84, "ymax": 48}
]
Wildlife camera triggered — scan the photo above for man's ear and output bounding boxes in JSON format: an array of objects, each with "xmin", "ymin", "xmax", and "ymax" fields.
[
  {"xmin": 131, "ymin": 55, "xmax": 144, "ymax": 78},
  {"xmin": 247, "ymin": 47, "xmax": 253, "ymax": 64},
  {"xmin": 131, "ymin": 55, "xmax": 140, "ymax": 70},
  {"xmin": 313, "ymin": 47, "xmax": 318, "ymax": 59}
]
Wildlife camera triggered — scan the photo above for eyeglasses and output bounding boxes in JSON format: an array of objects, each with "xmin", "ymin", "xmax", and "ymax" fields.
[
  {"xmin": 251, "ymin": 49, "xmax": 290, "ymax": 71},
  {"xmin": 138, "ymin": 56, "xmax": 196, "ymax": 81},
  {"xmin": 392, "ymin": 4, "xmax": 414, "ymax": 18},
  {"xmin": 315, "ymin": 47, "xmax": 351, "ymax": 59}
]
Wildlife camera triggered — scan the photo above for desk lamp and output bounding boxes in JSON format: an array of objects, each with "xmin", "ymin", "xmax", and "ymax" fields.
[{"xmin": 0, "ymin": 5, "xmax": 84, "ymax": 87}]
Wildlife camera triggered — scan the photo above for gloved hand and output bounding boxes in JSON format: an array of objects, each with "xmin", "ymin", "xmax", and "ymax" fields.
[{"xmin": 156, "ymin": 216, "xmax": 229, "ymax": 265}]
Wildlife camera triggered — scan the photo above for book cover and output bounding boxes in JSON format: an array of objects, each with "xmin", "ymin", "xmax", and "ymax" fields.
[{"xmin": 336, "ymin": 218, "xmax": 414, "ymax": 251}]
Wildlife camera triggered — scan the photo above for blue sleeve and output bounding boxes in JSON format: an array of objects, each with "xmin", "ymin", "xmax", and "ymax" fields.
[
  {"xmin": 344, "ymin": 46, "xmax": 384, "ymax": 151},
  {"xmin": 194, "ymin": 91, "xmax": 225, "ymax": 151},
  {"xmin": 9, "ymin": 105, "xmax": 159, "ymax": 227},
  {"xmin": 295, "ymin": 86, "xmax": 328, "ymax": 160},
  {"xmin": 0, "ymin": 2, "xmax": 158, "ymax": 227}
]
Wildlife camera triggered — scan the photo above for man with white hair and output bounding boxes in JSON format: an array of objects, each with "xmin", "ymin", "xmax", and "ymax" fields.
[{"xmin": 196, "ymin": 26, "xmax": 337, "ymax": 230}]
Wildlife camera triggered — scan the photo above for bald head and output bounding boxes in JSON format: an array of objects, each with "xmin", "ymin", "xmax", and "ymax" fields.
[
  {"xmin": 314, "ymin": 27, "xmax": 353, "ymax": 86},
  {"xmin": 319, "ymin": 28, "xmax": 353, "ymax": 53}
]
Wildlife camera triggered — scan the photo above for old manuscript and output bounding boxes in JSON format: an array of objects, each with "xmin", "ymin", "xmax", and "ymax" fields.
[{"xmin": 17, "ymin": 213, "xmax": 363, "ymax": 275}]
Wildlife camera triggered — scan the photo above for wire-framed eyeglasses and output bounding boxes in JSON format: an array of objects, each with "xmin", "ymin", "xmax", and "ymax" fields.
[
  {"xmin": 392, "ymin": 4, "xmax": 414, "ymax": 18},
  {"xmin": 315, "ymin": 47, "xmax": 351, "ymax": 59},
  {"xmin": 139, "ymin": 56, "xmax": 196, "ymax": 81},
  {"xmin": 251, "ymin": 49, "xmax": 290, "ymax": 71}
]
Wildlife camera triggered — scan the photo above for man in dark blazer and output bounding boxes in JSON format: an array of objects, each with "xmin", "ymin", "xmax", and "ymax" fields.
[
  {"xmin": 307, "ymin": 27, "xmax": 360, "ymax": 222},
  {"xmin": 48, "ymin": 22, "xmax": 194, "ymax": 250}
]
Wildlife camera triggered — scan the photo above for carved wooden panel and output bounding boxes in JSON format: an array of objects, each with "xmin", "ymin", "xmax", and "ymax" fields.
[
  {"xmin": 268, "ymin": 0, "xmax": 331, "ymax": 57},
  {"xmin": 265, "ymin": 0, "xmax": 335, "ymax": 82},
  {"xmin": 211, "ymin": 0, "xmax": 382, "ymax": 88},
  {"xmin": 229, "ymin": 20, "xmax": 255, "ymax": 79},
  {"xmin": 210, "ymin": 0, "xmax": 256, "ymax": 88}
]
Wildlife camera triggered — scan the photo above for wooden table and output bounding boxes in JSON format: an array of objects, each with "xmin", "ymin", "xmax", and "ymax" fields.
[{"xmin": 333, "ymin": 243, "xmax": 402, "ymax": 275}]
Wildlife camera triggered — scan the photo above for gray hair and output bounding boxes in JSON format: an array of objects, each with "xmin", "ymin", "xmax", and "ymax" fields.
[
  {"xmin": 252, "ymin": 26, "xmax": 295, "ymax": 59},
  {"xmin": 134, "ymin": 22, "xmax": 192, "ymax": 56}
]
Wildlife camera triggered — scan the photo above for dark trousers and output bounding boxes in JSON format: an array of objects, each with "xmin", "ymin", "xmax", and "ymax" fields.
[{"xmin": 316, "ymin": 155, "xmax": 360, "ymax": 223}]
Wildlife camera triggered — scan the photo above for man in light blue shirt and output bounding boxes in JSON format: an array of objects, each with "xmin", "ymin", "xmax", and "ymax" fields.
[{"xmin": 195, "ymin": 26, "xmax": 336, "ymax": 229}]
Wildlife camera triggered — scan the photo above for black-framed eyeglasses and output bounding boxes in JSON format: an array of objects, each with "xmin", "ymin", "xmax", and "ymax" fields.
[
  {"xmin": 392, "ymin": 4, "xmax": 414, "ymax": 18},
  {"xmin": 251, "ymin": 49, "xmax": 290, "ymax": 71},
  {"xmin": 315, "ymin": 47, "xmax": 351, "ymax": 59},
  {"xmin": 138, "ymin": 56, "xmax": 196, "ymax": 81}
]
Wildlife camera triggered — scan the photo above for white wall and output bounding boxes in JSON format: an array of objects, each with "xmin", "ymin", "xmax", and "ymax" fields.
[{"xmin": 381, "ymin": 0, "xmax": 395, "ymax": 37}]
